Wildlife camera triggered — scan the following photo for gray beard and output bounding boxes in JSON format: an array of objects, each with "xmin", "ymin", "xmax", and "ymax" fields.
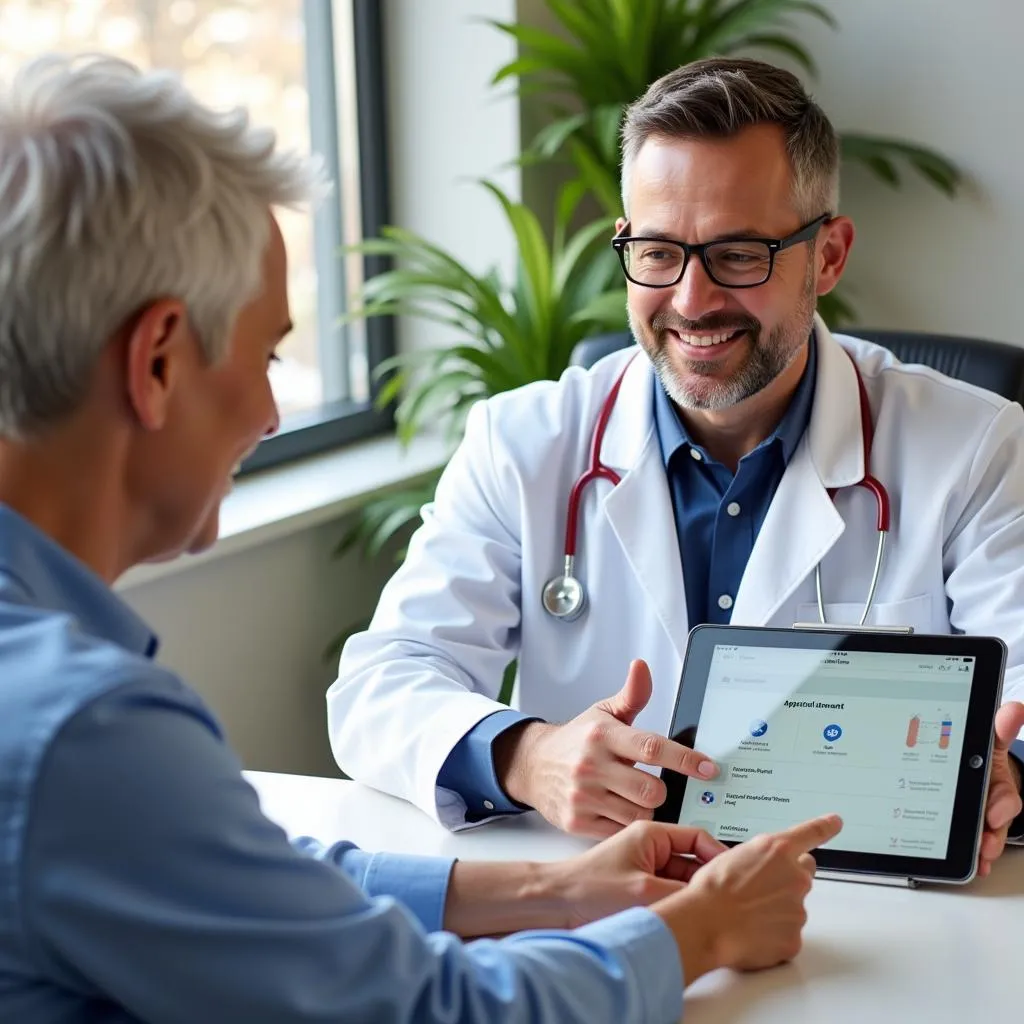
[{"xmin": 629, "ymin": 266, "xmax": 818, "ymax": 411}]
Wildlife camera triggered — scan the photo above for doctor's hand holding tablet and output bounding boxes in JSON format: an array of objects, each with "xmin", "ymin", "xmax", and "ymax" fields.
[{"xmin": 329, "ymin": 57, "xmax": 1024, "ymax": 871}]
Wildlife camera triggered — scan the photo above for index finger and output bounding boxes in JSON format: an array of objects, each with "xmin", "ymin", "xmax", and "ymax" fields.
[
  {"xmin": 776, "ymin": 813, "xmax": 843, "ymax": 853},
  {"xmin": 607, "ymin": 724, "xmax": 718, "ymax": 780}
]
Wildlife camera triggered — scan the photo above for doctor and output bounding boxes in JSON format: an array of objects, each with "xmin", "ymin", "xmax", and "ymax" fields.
[{"xmin": 330, "ymin": 57, "xmax": 1024, "ymax": 868}]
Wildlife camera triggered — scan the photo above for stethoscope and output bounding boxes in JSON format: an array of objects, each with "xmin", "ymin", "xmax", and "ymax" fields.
[{"xmin": 541, "ymin": 350, "xmax": 892, "ymax": 626}]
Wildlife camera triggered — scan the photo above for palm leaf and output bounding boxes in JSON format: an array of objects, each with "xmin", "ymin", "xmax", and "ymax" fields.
[
  {"xmin": 520, "ymin": 111, "xmax": 589, "ymax": 164},
  {"xmin": 480, "ymin": 181, "xmax": 554, "ymax": 359},
  {"xmin": 567, "ymin": 288, "xmax": 628, "ymax": 328},
  {"xmin": 730, "ymin": 32, "xmax": 818, "ymax": 75},
  {"xmin": 545, "ymin": 0, "xmax": 610, "ymax": 55},
  {"xmin": 841, "ymin": 134, "xmax": 963, "ymax": 197},
  {"xmin": 553, "ymin": 214, "xmax": 618, "ymax": 295},
  {"xmin": 568, "ymin": 135, "xmax": 623, "ymax": 216}
]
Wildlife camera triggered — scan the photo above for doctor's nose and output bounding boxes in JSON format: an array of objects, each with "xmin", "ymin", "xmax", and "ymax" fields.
[{"xmin": 670, "ymin": 255, "xmax": 730, "ymax": 323}]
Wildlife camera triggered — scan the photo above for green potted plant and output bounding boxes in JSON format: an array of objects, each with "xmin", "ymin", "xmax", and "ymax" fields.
[
  {"xmin": 325, "ymin": 180, "xmax": 627, "ymax": 660},
  {"xmin": 329, "ymin": 0, "xmax": 965, "ymax": 669},
  {"xmin": 492, "ymin": 0, "xmax": 963, "ymax": 325}
]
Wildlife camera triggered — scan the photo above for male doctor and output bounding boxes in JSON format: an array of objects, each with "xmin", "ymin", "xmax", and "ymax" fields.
[{"xmin": 330, "ymin": 58, "xmax": 1024, "ymax": 869}]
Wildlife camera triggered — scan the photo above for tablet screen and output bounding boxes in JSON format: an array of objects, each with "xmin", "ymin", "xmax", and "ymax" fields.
[{"xmin": 678, "ymin": 642, "xmax": 975, "ymax": 859}]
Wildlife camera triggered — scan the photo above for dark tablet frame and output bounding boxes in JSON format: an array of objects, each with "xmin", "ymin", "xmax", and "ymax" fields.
[{"xmin": 655, "ymin": 625, "xmax": 1007, "ymax": 883}]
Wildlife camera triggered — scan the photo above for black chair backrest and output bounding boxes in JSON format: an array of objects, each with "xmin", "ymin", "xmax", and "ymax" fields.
[{"xmin": 569, "ymin": 329, "xmax": 1024, "ymax": 406}]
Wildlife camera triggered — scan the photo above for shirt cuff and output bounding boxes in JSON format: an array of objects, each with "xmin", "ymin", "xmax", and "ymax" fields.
[
  {"xmin": 1006, "ymin": 739, "xmax": 1024, "ymax": 844},
  {"xmin": 437, "ymin": 709, "xmax": 539, "ymax": 821},
  {"xmin": 574, "ymin": 908, "xmax": 685, "ymax": 1024},
  {"xmin": 293, "ymin": 837, "xmax": 455, "ymax": 933}
]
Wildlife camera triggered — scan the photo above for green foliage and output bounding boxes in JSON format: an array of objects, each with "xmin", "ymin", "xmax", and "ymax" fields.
[
  {"xmin": 329, "ymin": 0, "xmax": 967, "ymax": 664},
  {"xmin": 328, "ymin": 178, "xmax": 627, "ymax": 647},
  {"xmin": 345, "ymin": 181, "xmax": 625, "ymax": 448},
  {"xmin": 491, "ymin": 0, "xmax": 964, "ymax": 327}
]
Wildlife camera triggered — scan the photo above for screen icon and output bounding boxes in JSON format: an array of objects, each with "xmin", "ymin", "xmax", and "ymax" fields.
[
  {"xmin": 749, "ymin": 719, "xmax": 768, "ymax": 737},
  {"xmin": 700, "ymin": 791, "xmax": 716, "ymax": 805},
  {"xmin": 906, "ymin": 715, "xmax": 920, "ymax": 748},
  {"xmin": 939, "ymin": 716, "xmax": 953, "ymax": 750},
  {"xmin": 823, "ymin": 723, "xmax": 843, "ymax": 742}
]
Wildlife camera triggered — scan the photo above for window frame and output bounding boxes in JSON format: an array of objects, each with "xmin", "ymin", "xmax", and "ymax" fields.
[{"xmin": 240, "ymin": 0, "xmax": 395, "ymax": 476}]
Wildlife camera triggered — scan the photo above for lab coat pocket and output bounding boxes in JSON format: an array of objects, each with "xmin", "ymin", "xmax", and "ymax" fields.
[{"xmin": 795, "ymin": 594, "xmax": 935, "ymax": 632}]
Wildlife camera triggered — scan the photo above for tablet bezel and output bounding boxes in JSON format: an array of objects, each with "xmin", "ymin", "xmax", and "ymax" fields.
[{"xmin": 654, "ymin": 625, "xmax": 1007, "ymax": 884}]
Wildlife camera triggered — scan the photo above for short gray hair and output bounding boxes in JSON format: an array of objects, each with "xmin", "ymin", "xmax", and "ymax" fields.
[
  {"xmin": 621, "ymin": 57, "xmax": 839, "ymax": 219},
  {"xmin": 0, "ymin": 53, "xmax": 325, "ymax": 439}
]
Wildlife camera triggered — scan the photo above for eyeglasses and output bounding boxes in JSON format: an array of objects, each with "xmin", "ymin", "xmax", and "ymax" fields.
[{"xmin": 611, "ymin": 213, "xmax": 830, "ymax": 289}]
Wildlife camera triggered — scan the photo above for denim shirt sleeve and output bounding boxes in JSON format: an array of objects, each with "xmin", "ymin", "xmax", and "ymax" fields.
[
  {"xmin": 18, "ymin": 678, "xmax": 685, "ymax": 1024},
  {"xmin": 437, "ymin": 709, "xmax": 538, "ymax": 819},
  {"xmin": 291, "ymin": 837, "xmax": 453, "ymax": 932}
]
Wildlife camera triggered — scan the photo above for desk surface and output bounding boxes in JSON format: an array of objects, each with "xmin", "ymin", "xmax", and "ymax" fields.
[{"xmin": 247, "ymin": 770, "xmax": 1022, "ymax": 1024}]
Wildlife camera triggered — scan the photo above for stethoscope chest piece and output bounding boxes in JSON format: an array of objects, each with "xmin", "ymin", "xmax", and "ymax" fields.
[{"xmin": 541, "ymin": 556, "xmax": 586, "ymax": 620}]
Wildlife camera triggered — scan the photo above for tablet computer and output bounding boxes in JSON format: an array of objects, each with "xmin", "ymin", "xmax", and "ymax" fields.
[{"xmin": 655, "ymin": 625, "xmax": 1007, "ymax": 886}]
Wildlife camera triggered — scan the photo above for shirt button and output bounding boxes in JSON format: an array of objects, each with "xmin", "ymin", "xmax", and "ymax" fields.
[
  {"xmin": 689, "ymin": 448, "xmax": 702, "ymax": 461},
  {"xmin": 483, "ymin": 800, "xmax": 495, "ymax": 811},
  {"xmin": 726, "ymin": 502, "xmax": 741, "ymax": 517},
  {"xmin": 718, "ymin": 594, "xmax": 734, "ymax": 611}
]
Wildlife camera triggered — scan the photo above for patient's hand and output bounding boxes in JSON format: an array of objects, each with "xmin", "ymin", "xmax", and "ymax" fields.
[{"xmin": 549, "ymin": 820, "xmax": 727, "ymax": 928}]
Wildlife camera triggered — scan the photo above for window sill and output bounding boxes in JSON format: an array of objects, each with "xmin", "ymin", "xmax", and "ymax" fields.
[{"xmin": 115, "ymin": 432, "xmax": 451, "ymax": 591}]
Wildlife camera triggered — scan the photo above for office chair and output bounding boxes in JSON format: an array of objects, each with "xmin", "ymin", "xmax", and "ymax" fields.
[{"xmin": 569, "ymin": 328, "xmax": 1024, "ymax": 405}]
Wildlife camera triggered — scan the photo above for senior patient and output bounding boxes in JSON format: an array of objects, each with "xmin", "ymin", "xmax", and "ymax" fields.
[{"xmin": 0, "ymin": 54, "xmax": 841, "ymax": 1024}]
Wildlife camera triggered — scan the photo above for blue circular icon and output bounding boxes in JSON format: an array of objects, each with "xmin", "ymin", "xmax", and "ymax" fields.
[
  {"xmin": 700, "ymin": 790, "xmax": 716, "ymax": 805},
  {"xmin": 749, "ymin": 719, "xmax": 769, "ymax": 737},
  {"xmin": 823, "ymin": 724, "xmax": 843, "ymax": 742}
]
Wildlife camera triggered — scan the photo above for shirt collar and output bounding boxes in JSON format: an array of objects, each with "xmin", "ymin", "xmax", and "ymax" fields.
[
  {"xmin": 0, "ymin": 504, "xmax": 158, "ymax": 658},
  {"xmin": 654, "ymin": 331, "xmax": 818, "ymax": 468}
]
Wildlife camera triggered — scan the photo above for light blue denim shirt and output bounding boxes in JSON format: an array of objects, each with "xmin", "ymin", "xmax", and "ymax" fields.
[{"xmin": 0, "ymin": 504, "xmax": 683, "ymax": 1023}]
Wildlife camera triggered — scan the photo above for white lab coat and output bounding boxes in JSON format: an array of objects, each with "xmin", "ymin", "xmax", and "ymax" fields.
[{"xmin": 329, "ymin": 316, "xmax": 1024, "ymax": 828}]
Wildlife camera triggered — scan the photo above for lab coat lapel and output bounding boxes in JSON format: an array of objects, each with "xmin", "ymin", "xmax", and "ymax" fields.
[
  {"xmin": 599, "ymin": 354, "xmax": 691, "ymax": 661},
  {"xmin": 731, "ymin": 317, "xmax": 866, "ymax": 625}
]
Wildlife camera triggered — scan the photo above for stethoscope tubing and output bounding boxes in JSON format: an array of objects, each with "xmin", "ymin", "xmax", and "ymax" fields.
[{"xmin": 542, "ymin": 346, "xmax": 890, "ymax": 625}]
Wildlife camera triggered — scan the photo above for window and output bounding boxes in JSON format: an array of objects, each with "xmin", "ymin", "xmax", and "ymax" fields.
[{"xmin": 0, "ymin": 0, "xmax": 395, "ymax": 472}]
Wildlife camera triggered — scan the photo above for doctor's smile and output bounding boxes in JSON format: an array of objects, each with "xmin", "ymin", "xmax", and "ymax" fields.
[
  {"xmin": 331, "ymin": 54, "xmax": 1024, "ymax": 892},
  {"xmin": 1, "ymin": 37, "xmax": 1023, "ymax": 1024}
]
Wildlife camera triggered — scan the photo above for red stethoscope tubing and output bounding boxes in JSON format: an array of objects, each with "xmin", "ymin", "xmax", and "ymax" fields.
[{"xmin": 556, "ymin": 350, "xmax": 891, "ymax": 620}]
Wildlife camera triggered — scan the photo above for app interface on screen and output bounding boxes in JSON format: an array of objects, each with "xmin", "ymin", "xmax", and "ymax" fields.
[{"xmin": 679, "ymin": 645, "xmax": 974, "ymax": 858}]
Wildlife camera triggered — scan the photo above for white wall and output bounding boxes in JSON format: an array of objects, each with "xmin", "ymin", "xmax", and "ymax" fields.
[
  {"xmin": 119, "ymin": 0, "xmax": 521, "ymax": 777},
  {"xmin": 385, "ymin": 0, "xmax": 520, "ymax": 355},
  {"xmin": 122, "ymin": 519, "xmax": 400, "ymax": 777},
  {"xmin": 788, "ymin": 0, "xmax": 1023, "ymax": 343},
  {"xmin": 517, "ymin": 0, "xmax": 1022, "ymax": 344}
]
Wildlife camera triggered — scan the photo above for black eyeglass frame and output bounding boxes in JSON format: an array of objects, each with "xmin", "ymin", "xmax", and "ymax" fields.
[{"xmin": 611, "ymin": 212, "xmax": 831, "ymax": 289}]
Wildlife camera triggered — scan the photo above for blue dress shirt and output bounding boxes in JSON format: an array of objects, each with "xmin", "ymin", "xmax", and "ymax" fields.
[
  {"xmin": 0, "ymin": 504, "xmax": 684, "ymax": 1023},
  {"xmin": 654, "ymin": 335, "xmax": 817, "ymax": 628}
]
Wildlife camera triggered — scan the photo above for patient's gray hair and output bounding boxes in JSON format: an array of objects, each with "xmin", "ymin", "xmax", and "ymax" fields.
[
  {"xmin": 620, "ymin": 57, "xmax": 839, "ymax": 220},
  {"xmin": 0, "ymin": 53, "xmax": 325, "ymax": 439}
]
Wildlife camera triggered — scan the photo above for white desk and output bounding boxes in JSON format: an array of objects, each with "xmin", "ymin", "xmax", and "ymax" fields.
[{"xmin": 247, "ymin": 770, "xmax": 1023, "ymax": 1024}]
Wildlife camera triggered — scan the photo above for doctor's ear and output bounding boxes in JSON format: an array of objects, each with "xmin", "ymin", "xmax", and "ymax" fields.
[
  {"xmin": 123, "ymin": 298, "xmax": 193, "ymax": 432},
  {"xmin": 814, "ymin": 215, "xmax": 855, "ymax": 297}
]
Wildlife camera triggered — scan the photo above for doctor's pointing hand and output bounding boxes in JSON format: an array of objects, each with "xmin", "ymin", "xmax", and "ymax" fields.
[
  {"xmin": 328, "ymin": 58, "xmax": 1024, "ymax": 851},
  {"xmin": 494, "ymin": 660, "xmax": 717, "ymax": 837}
]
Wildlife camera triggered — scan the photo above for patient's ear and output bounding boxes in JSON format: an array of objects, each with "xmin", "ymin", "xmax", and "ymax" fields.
[{"xmin": 124, "ymin": 299, "xmax": 192, "ymax": 431}]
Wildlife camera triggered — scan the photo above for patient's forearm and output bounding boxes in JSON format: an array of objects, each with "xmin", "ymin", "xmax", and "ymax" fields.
[{"xmin": 443, "ymin": 860, "xmax": 567, "ymax": 938}]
